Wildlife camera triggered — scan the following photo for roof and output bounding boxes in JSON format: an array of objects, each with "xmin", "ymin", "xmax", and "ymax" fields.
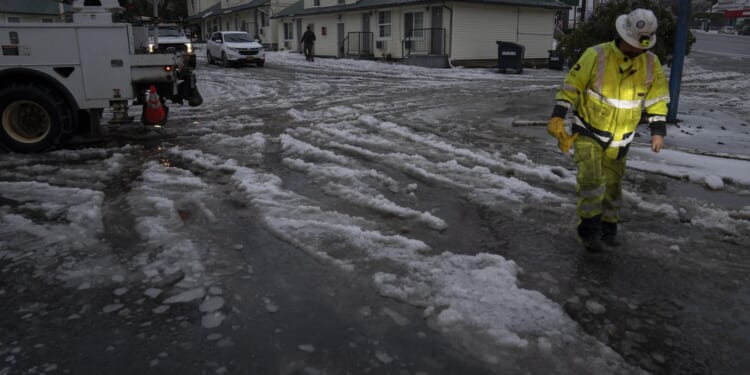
[
  {"xmin": 186, "ymin": 2, "xmax": 221, "ymax": 21},
  {"xmin": 0, "ymin": 0, "xmax": 71, "ymax": 15},
  {"xmin": 274, "ymin": 0, "xmax": 569, "ymax": 18},
  {"xmin": 187, "ymin": 0, "xmax": 269, "ymax": 21},
  {"xmin": 221, "ymin": 0, "xmax": 269, "ymax": 14}
]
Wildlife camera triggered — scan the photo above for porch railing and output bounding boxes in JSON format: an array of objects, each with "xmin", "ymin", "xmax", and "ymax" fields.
[
  {"xmin": 401, "ymin": 28, "xmax": 447, "ymax": 58},
  {"xmin": 342, "ymin": 32, "xmax": 374, "ymax": 57}
]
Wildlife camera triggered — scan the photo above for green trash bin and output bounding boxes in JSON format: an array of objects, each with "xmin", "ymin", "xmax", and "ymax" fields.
[{"xmin": 548, "ymin": 50, "xmax": 563, "ymax": 70}]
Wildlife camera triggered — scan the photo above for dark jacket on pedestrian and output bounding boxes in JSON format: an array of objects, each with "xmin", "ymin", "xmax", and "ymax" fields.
[{"xmin": 301, "ymin": 29, "xmax": 316, "ymax": 46}]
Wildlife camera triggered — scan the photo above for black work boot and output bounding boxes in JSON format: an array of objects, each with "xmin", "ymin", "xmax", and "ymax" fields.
[
  {"xmin": 601, "ymin": 221, "xmax": 620, "ymax": 247},
  {"xmin": 577, "ymin": 216, "xmax": 603, "ymax": 252}
]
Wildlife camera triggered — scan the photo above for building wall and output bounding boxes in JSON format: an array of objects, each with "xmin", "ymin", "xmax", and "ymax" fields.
[
  {"xmin": 347, "ymin": 5, "xmax": 450, "ymax": 59},
  {"xmin": 202, "ymin": 0, "xmax": 289, "ymax": 48},
  {"xmin": 296, "ymin": 16, "xmax": 339, "ymax": 56},
  {"xmin": 517, "ymin": 7, "xmax": 555, "ymax": 58},
  {"xmin": 275, "ymin": 2, "xmax": 554, "ymax": 61},
  {"xmin": 452, "ymin": 3, "xmax": 554, "ymax": 60}
]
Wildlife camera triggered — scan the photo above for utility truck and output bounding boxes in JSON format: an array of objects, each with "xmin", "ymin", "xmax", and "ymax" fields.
[{"xmin": 0, "ymin": 0, "xmax": 203, "ymax": 153}]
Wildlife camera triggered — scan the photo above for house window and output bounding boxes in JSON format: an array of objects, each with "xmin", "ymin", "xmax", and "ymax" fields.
[
  {"xmin": 404, "ymin": 12, "xmax": 424, "ymax": 38},
  {"xmin": 378, "ymin": 11, "xmax": 391, "ymax": 38},
  {"xmin": 7, "ymin": 17, "xmax": 21, "ymax": 23},
  {"xmin": 284, "ymin": 22, "xmax": 294, "ymax": 40},
  {"xmin": 313, "ymin": 0, "xmax": 320, "ymax": 6},
  {"xmin": 260, "ymin": 11, "xmax": 269, "ymax": 27},
  {"xmin": 338, "ymin": 0, "xmax": 345, "ymax": 4}
]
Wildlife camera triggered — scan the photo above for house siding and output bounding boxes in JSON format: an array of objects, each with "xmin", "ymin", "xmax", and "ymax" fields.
[
  {"xmin": 273, "ymin": 0, "xmax": 558, "ymax": 63},
  {"xmin": 296, "ymin": 17, "xmax": 341, "ymax": 56},
  {"xmin": 516, "ymin": 7, "xmax": 555, "ymax": 58},
  {"xmin": 374, "ymin": 8, "xmax": 400, "ymax": 57},
  {"xmin": 451, "ymin": 3, "xmax": 554, "ymax": 61}
]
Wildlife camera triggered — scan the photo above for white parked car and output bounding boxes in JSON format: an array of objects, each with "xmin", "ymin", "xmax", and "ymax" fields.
[
  {"xmin": 206, "ymin": 31, "xmax": 265, "ymax": 67},
  {"xmin": 720, "ymin": 26, "xmax": 736, "ymax": 34}
]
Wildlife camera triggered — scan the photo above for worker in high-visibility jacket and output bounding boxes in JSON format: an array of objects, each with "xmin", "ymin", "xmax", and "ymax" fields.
[{"xmin": 547, "ymin": 8, "xmax": 670, "ymax": 252}]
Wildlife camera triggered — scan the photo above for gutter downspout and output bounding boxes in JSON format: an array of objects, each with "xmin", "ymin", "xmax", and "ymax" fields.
[{"xmin": 443, "ymin": 2, "xmax": 453, "ymax": 67}]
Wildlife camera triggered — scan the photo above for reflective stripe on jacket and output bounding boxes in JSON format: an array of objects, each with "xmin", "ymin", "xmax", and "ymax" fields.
[{"xmin": 556, "ymin": 41, "xmax": 669, "ymax": 158}]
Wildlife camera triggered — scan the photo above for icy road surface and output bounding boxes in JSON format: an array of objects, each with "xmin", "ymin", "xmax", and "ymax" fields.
[{"xmin": 1, "ymin": 44, "xmax": 749, "ymax": 375}]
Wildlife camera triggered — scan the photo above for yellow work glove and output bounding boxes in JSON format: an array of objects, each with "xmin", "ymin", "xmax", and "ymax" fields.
[{"xmin": 547, "ymin": 117, "xmax": 579, "ymax": 153}]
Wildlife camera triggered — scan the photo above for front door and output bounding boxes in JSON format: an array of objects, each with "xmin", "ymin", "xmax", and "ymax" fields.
[
  {"xmin": 361, "ymin": 13, "xmax": 371, "ymax": 54},
  {"xmin": 431, "ymin": 7, "xmax": 443, "ymax": 54}
]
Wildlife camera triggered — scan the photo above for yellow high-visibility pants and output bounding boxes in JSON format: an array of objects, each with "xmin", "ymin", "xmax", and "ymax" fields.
[{"xmin": 573, "ymin": 136, "xmax": 626, "ymax": 224}]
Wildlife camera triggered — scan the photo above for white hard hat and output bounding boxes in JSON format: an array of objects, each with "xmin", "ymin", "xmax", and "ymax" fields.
[{"xmin": 616, "ymin": 8, "xmax": 658, "ymax": 49}]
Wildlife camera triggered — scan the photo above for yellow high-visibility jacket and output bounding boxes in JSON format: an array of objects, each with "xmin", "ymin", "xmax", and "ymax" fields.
[{"xmin": 555, "ymin": 41, "xmax": 670, "ymax": 159}]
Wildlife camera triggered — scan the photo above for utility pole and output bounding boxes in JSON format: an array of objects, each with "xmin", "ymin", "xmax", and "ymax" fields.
[{"xmin": 668, "ymin": 0, "xmax": 691, "ymax": 123}]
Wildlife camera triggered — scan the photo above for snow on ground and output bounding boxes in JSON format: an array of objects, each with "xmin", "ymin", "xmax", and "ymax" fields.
[{"xmin": 2, "ymin": 43, "xmax": 749, "ymax": 373}]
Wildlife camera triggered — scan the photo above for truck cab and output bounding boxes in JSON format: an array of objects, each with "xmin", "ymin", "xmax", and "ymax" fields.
[{"xmin": 146, "ymin": 23, "xmax": 197, "ymax": 68}]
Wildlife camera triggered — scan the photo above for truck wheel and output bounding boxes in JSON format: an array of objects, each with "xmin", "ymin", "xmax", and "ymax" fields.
[{"xmin": 0, "ymin": 83, "xmax": 70, "ymax": 153}]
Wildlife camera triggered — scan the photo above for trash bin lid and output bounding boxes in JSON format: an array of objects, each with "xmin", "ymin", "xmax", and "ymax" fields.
[{"xmin": 496, "ymin": 41, "xmax": 524, "ymax": 50}]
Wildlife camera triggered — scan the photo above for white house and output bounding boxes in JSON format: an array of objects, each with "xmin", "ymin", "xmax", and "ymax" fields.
[
  {"xmin": 0, "ymin": 0, "xmax": 70, "ymax": 24},
  {"xmin": 186, "ymin": 0, "xmax": 297, "ymax": 50},
  {"xmin": 272, "ymin": 0, "xmax": 569, "ymax": 67}
]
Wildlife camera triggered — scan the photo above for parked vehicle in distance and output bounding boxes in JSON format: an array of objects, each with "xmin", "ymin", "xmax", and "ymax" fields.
[
  {"xmin": 739, "ymin": 23, "xmax": 750, "ymax": 35},
  {"xmin": 150, "ymin": 24, "xmax": 192, "ymax": 53},
  {"xmin": 148, "ymin": 24, "xmax": 196, "ymax": 68},
  {"xmin": 719, "ymin": 26, "xmax": 736, "ymax": 34},
  {"xmin": 206, "ymin": 31, "xmax": 265, "ymax": 67}
]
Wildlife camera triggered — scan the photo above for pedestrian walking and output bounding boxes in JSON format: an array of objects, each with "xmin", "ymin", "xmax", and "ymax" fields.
[
  {"xmin": 547, "ymin": 8, "xmax": 670, "ymax": 252},
  {"xmin": 300, "ymin": 26, "xmax": 316, "ymax": 62}
]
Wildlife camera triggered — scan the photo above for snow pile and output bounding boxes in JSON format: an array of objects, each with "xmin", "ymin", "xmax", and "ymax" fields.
[{"xmin": 126, "ymin": 161, "xmax": 211, "ymax": 287}]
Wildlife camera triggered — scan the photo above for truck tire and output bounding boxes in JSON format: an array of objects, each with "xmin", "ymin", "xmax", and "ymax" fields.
[{"xmin": 0, "ymin": 83, "xmax": 71, "ymax": 153}]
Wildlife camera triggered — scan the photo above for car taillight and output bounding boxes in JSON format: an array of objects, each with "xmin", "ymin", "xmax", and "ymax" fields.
[{"xmin": 164, "ymin": 66, "xmax": 173, "ymax": 72}]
